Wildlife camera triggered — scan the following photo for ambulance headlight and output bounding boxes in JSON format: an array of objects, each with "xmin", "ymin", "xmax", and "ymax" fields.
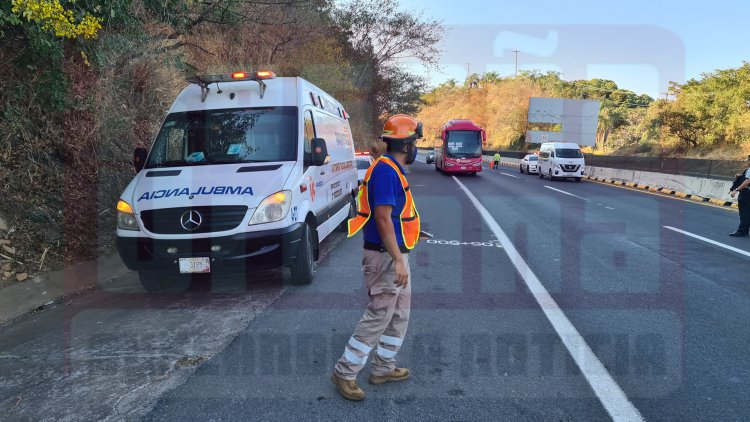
[
  {"xmin": 116, "ymin": 200, "xmax": 140, "ymax": 231},
  {"xmin": 249, "ymin": 190, "xmax": 292, "ymax": 225}
]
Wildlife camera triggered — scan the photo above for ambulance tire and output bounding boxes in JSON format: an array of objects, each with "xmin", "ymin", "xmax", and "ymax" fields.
[
  {"xmin": 539, "ymin": 169, "xmax": 544, "ymax": 178},
  {"xmin": 287, "ymin": 223, "xmax": 315, "ymax": 285},
  {"xmin": 138, "ymin": 271, "xmax": 189, "ymax": 292}
]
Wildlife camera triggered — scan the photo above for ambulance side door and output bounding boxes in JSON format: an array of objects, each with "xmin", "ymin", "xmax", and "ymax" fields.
[{"xmin": 302, "ymin": 109, "xmax": 328, "ymax": 217}]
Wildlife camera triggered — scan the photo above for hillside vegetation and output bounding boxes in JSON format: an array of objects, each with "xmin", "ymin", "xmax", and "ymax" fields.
[
  {"xmin": 418, "ymin": 66, "xmax": 750, "ymax": 159},
  {"xmin": 0, "ymin": 0, "xmax": 440, "ymax": 282}
]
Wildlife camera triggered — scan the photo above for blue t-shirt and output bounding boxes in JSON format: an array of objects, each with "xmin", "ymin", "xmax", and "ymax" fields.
[{"xmin": 363, "ymin": 155, "xmax": 407, "ymax": 246}]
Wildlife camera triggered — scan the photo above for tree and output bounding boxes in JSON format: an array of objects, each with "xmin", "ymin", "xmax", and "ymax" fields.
[
  {"xmin": 376, "ymin": 66, "xmax": 427, "ymax": 116},
  {"xmin": 333, "ymin": 0, "xmax": 444, "ymax": 83}
]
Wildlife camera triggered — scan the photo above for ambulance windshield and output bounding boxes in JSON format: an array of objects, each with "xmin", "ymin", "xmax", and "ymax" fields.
[{"xmin": 146, "ymin": 106, "xmax": 297, "ymax": 168}]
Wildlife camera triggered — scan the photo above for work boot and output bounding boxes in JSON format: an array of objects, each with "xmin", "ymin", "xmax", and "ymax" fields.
[
  {"xmin": 729, "ymin": 231, "xmax": 749, "ymax": 237},
  {"xmin": 368, "ymin": 368, "xmax": 410, "ymax": 385},
  {"xmin": 330, "ymin": 373, "xmax": 365, "ymax": 401}
]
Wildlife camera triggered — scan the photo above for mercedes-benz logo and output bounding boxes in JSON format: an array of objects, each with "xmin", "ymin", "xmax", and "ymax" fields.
[{"xmin": 180, "ymin": 210, "xmax": 202, "ymax": 231}]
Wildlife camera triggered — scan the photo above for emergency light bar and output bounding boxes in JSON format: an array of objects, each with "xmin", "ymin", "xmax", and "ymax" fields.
[{"xmin": 187, "ymin": 70, "xmax": 276, "ymax": 102}]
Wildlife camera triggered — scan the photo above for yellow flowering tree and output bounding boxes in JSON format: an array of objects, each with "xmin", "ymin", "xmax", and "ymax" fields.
[{"xmin": 10, "ymin": 0, "xmax": 102, "ymax": 40}]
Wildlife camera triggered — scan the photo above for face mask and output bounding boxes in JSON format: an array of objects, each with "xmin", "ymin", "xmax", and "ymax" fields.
[{"xmin": 405, "ymin": 143, "xmax": 417, "ymax": 165}]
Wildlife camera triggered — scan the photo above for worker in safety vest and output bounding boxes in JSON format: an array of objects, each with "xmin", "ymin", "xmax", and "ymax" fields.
[
  {"xmin": 492, "ymin": 152, "xmax": 501, "ymax": 170},
  {"xmin": 331, "ymin": 114, "xmax": 424, "ymax": 401}
]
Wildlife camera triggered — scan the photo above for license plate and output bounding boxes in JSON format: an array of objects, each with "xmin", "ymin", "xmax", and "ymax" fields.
[
  {"xmin": 461, "ymin": 166, "xmax": 466, "ymax": 170},
  {"xmin": 179, "ymin": 257, "xmax": 211, "ymax": 274}
]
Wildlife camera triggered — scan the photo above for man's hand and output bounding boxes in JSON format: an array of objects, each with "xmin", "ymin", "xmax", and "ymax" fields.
[
  {"xmin": 394, "ymin": 258, "xmax": 409, "ymax": 288},
  {"xmin": 731, "ymin": 191, "xmax": 738, "ymax": 198}
]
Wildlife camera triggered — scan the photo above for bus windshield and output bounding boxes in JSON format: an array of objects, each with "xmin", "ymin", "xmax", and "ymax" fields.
[{"xmin": 445, "ymin": 130, "xmax": 482, "ymax": 158}]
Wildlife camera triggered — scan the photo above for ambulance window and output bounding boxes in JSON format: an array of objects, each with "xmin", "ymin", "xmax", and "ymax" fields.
[{"xmin": 303, "ymin": 110, "xmax": 316, "ymax": 159}]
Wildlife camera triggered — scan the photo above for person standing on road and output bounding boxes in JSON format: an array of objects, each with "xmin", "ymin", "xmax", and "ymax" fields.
[
  {"xmin": 492, "ymin": 152, "xmax": 501, "ymax": 170},
  {"xmin": 331, "ymin": 114, "xmax": 425, "ymax": 401},
  {"xmin": 729, "ymin": 155, "xmax": 750, "ymax": 237}
]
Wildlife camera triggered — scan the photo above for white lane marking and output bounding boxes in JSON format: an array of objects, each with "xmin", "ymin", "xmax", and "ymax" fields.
[
  {"xmin": 453, "ymin": 176, "xmax": 643, "ymax": 422},
  {"xmin": 606, "ymin": 207, "xmax": 615, "ymax": 210},
  {"xmin": 664, "ymin": 226, "xmax": 750, "ymax": 258},
  {"xmin": 544, "ymin": 185, "xmax": 591, "ymax": 201},
  {"xmin": 500, "ymin": 172, "xmax": 519, "ymax": 178}
]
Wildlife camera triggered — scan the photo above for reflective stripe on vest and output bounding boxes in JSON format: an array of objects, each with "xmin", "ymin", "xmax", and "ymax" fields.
[{"xmin": 347, "ymin": 156, "xmax": 421, "ymax": 249}]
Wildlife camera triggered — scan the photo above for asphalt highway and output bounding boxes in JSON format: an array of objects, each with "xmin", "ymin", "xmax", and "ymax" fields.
[{"xmin": 2, "ymin": 155, "xmax": 750, "ymax": 421}]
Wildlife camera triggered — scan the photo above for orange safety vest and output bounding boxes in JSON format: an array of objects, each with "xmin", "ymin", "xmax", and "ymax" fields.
[{"xmin": 347, "ymin": 156, "xmax": 421, "ymax": 249}]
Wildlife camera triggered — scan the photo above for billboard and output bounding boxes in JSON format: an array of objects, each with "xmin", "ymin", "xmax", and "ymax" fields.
[{"xmin": 526, "ymin": 98, "xmax": 601, "ymax": 146}]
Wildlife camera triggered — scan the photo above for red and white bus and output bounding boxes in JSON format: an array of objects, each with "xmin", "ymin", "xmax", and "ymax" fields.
[{"xmin": 434, "ymin": 119, "xmax": 486, "ymax": 175}]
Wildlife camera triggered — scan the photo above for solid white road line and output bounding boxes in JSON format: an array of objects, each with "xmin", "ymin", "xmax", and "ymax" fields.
[
  {"xmin": 500, "ymin": 172, "xmax": 520, "ymax": 178},
  {"xmin": 544, "ymin": 185, "xmax": 591, "ymax": 201},
  {"xmin": 453, "ymin": 176, "xmax": 643, "ymax": 422},
  {"xmin": 663, "ymin": 226, "xmax": 750, "ymax": 258}
]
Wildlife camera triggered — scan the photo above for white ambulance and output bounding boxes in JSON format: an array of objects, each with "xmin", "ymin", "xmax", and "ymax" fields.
[
  {"xmin": 116, "ymin": 71, "xmax": 358, "ymax": 290},
  {"xmin": 538, "ymin": 142, "xmax": 585, "ymax": 182}
]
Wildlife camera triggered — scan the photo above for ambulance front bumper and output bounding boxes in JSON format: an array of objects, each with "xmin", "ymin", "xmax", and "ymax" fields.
[{"xmin": 117, "ymin": 223, "xmax": 304, "ymax": 274}]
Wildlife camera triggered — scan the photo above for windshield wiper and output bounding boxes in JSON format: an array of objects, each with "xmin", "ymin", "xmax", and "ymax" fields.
[
  {"xmin": 211, "ymin": 159, "xmax": 272, "ymax": 164},
  {"xmin": 146, "ymin": 160, "xmax": 208, "ymax": 169}
]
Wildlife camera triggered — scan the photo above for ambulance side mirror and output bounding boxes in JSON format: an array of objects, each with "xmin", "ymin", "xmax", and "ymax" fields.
[
  {"xmin": 308, "ymin": 138, "xmax": 329, "ymax": 167},
  {"xmin": 133, "ymin": 147, "xmax": 148, "ymax": 173}
]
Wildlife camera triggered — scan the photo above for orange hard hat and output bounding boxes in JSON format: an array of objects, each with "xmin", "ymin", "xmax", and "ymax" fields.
[{"xmin": 382, "ymin": 114, "xmax": 423, "ymax": 141}]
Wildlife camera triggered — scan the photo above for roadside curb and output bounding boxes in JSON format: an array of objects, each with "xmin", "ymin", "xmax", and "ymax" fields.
[
  {"xmin": 583, "ymin": 175, "xmax": 737, "ymax": 209},
  {"xmin": 0, "ymin": 253, "xmax": 129, "ymax": 325}
]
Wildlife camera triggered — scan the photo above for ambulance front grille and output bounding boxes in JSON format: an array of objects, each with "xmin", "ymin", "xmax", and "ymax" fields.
[
  {"xmin": 141, "ymin": 206, "xmax": 248, "ymax": 234},
  {"xmin": 561, "ymin": 164, "xmax": 580, "ymax": 172}
]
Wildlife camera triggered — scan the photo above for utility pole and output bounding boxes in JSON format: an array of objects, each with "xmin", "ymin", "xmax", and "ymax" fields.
[{"xmin": 513, "ymin": 50, "xmax": 520, "ymax": 78}]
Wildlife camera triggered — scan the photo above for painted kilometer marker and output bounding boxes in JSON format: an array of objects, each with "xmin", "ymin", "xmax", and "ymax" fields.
[{"xmin": 425, "ymin": 239, "xmax": 502, "ymax": 248}]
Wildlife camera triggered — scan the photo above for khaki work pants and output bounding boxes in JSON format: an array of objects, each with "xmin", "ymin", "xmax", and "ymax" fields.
[{"xmin": 334, "ymin": 250, "xmax": 412, "ymax": 380}]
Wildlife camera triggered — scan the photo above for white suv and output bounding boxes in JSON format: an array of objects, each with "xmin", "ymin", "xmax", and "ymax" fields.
[{"xmin": 520, "ymin": 154, "xmax": 540, "ymax": 174}]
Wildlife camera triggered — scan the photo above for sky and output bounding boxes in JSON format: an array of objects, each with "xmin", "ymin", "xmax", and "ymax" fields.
[{"xmin": 400, "ymin": 0, "xmax": 749, "ymax": 98}]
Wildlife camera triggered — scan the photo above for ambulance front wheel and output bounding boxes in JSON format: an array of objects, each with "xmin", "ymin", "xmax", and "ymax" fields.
[{"xmin": 286, "ymin": 222, "xmax": 315, "ymax": 285}]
